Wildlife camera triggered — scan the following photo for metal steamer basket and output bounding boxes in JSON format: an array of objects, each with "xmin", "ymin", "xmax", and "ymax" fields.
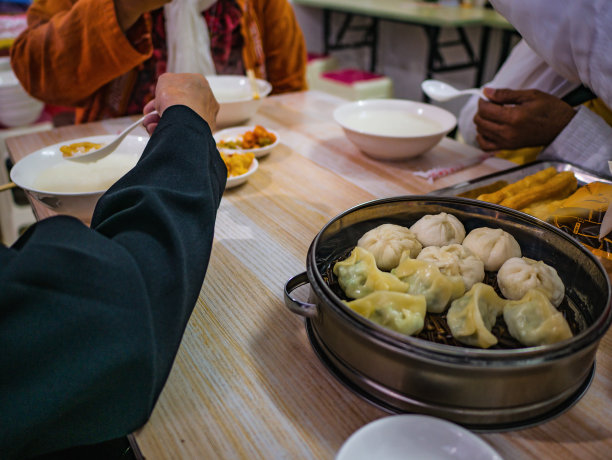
[{"xmin": 284, "ymin": 196, "xmax": 612, "ymax": 431}]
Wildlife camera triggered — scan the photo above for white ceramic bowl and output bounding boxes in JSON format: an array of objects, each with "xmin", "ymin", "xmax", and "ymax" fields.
[
  {"xmin": 214, "ymin": 125, "xmax": 279, "ymax": 158},
  {"xmin": 333, "ymin": 99, "xmax": 457, "ymax": 160},
  {"xmin": 10, "ymin": 135, "xmax": 146, "ymax": 219},
  {"xmin": 0, "ymin": 69, "xmax": 44, "ymax": 127},
  {"xmin": 336, "ymin": 415, "xmax": 502, "ymax": 460},
  {"xmin": 207, "ymin": 75, "xmax": 272, "ymax": 128},
  {"xmin": 225, "ymin": 156, "xmax": 258, "ymax": 189}
]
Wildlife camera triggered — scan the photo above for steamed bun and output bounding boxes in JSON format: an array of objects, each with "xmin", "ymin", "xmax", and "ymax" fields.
[
  {"xmin": 462, "ymin": 227, "xmax": 521, "ymax": 271},
  {"xmin": 417, "ymin": 244, "xmax": 485, "ymax": 290},
  {"xmin": 497, "ymin": 257, "xmax": 565, "ymax": 307},
  {"xmin": 410, "ymin": 212, "xmax": 465, "ymax": 247},
  {"xmin": 357, "ymin": 224, "xmax": 422, "ymax": 271}
]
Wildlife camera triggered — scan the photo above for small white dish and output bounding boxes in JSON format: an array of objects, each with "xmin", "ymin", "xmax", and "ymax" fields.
[
  {"xmin": 336, "ymin": 415, "xmax": 503, "ymax": 460},
  {"xmin": 214, "ymin": 126, "xmax": 279, "ymax": 158},
  {"xmin": 225, "ymin": 157, "xmax": 259, "ymax": 189}
]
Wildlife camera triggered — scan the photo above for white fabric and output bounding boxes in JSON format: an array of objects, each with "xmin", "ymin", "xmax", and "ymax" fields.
[
  {"xmin": 164, "ymin": 0, "xmax": 218, "ymax": 75},
  {"xmin": 540, "ymin": 106, "xmax": 612, "ymax": 176},
  {"xmin": 490, "ymin": 0, "xmax": 612, "ymax": 109},
  {"xmin": 458, "ymin": 40, "xmax": 579, "ymax": 147}
]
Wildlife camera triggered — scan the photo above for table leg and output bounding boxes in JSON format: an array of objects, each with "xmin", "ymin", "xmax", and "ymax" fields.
[{"xmin": 476, "ymin": 26, "xmax": 491, "ymax": 87}]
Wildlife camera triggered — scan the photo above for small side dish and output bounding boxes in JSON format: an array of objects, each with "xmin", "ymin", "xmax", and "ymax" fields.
[
  {"xmin": 214, "ymin": 125, "xmax": 280, "ymax": 158},
  {"xmin": 221, "ymin": 152, "xmax": 258, "ymax": 189}
]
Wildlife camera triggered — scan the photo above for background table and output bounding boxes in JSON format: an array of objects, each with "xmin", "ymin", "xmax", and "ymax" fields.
[
  {"xmin": 293, "ymin": 0, "xmax": 515, "ymax": 90},
  {"xmin": 6, "ymin": 90, "xmax": 612, "ymax": 459}
]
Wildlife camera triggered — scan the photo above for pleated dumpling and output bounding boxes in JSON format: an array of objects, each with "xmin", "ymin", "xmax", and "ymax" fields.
[
  {"xmin": 345, "ymin": 291, "xmax": 427, "ymax": 336},
  {"xmin": 357, "ymin": 223, "xmax": 422, "ymax": 271},
  {"xmin": 447, "ymin": 283, "xmax": 506, "ymax": 349},
  {"xmin": 409, "ymin": 212, "xmax": 466, "ymax": 247},
  {"xmin": 392, "ymin": 252, "xmax": 465, "ymax": 313},
  {"xmin": 333, "ymin": 247, "xmax": 408, "ymax": 299},
  {"xmin": 503, "ymin": 289, "xmax": 573, "ymax": 347},
  {"xmin": 462, "ymin": 227, "xmax": 521, "ymax": 271},
  {"xmin": 416, "ymin": 244, "xmax": 485, "ymax": 290},
  {"xmin": 497, "ymin": 257, "xmax": 565, "ymax": 307}
]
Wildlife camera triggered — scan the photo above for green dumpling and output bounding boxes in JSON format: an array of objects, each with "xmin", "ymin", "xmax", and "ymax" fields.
[{"xmin": 345, "ymin": 291, "xmax": 427, "ymax": 336}]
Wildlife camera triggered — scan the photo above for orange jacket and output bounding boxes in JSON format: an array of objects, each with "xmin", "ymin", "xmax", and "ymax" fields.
[{"xmin": 11, "ymin": 0, "xmax": 307, "ymax": 123}]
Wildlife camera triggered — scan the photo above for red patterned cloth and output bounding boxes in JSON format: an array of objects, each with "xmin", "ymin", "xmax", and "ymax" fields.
[{"xmin": 127, "ymin": 1, "xmax": 244, "ymax": 114}]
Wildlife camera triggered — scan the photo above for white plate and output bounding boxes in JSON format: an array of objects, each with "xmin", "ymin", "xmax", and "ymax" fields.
[
  {"xmin": 214, "ymin": 126, "xmax": 279, "ymax": 158},
  {"xmin": 336, "ymin": 415, "xmax": 503, "ymax": 460},
  {"xmin": 225, "ymin": 157, "xmax": 259, "ymax": 189}
]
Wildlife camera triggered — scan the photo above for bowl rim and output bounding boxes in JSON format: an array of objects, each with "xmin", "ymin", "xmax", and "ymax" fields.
[
  {"xmin": 333, "ymin": 98, "xmax": 457, "ymax": 139},
  {"xmin": 307, "ymin": 195, "xmax": 612, "ymax": 363},
  {"xmin": 207, "ymin": 75, "xmax": 272, "ymax": 103}
]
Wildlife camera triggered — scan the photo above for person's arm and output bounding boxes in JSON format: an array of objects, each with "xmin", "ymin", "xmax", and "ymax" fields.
[
  {"xmin": 539, "ymin": 106, "xmax": 612, "ymax": 176},
  {"xmin": 0, "ymin": 76, "xmax": 225, "ymax": 459},
  {"xmin": 9, "ymin": 0, "xmax": 160, "ymax": 106},
  {"xmin": 255, "ymin": 0, "xmax": 307, "ymax": 93}
]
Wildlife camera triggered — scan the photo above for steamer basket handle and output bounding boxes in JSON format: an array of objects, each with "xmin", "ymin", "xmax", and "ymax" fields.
[{"xmin": 284, "ymin": 272, "xmax": 318, "ymax": 318}]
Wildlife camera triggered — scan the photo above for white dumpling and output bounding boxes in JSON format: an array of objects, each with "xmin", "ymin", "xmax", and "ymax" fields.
[
  {"xmin": 497, "ymin": 257, "xmax": 565, "ymax": 307},
  {"xmin": 503, "ymin": 289, "xmax": 573, "ymax": 347},
  {"xmin": 409, "ymin": 212, "xmax": 466, "ymax": 247},
  {"xmin": 447, "ymin": 283, "xmax": 506, "ymax": 349},
  {"xmin": 416, "ymin": 244, "xmax": 485, "ymax": 290},
  {"xmin": 345, "ymin": 291, "xmax": 427, "ymax": 336},
  {"xmin": 357, "ymin": 224, "xmax": 422, "ymax": 271},
  {"xmin": 462, "ymin": 227, "xmax": 521, "ymax": 271}
]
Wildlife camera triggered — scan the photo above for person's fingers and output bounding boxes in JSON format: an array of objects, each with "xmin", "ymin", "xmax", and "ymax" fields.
[
  {"xmin": 476, "ymin": 98, "xmax": 513, "ymax": 124},
  {"xmin": 144, "ymin": 122, "xmax": 158, "ymax": 136},
  {"xmin": 473, "ymin": 113, "xmax": 507, "ymax": 142},
  {"xmin": 484, "ymin": 87, "xmax": 537, "ymax": 105},
  {"xmin": 143, "ymin": 99, "xmax": 156, "ymax": 115},
  {"xmin": 476, "ymin": 133, "xmax": 500, "ymax": 152}
]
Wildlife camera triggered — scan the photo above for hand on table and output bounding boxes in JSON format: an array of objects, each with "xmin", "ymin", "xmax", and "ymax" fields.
[
  {"xmin": 113, "ymin": 0, "xmax": 172, "ymax": 31},
  {"xmin": 473, "ymin": 88, "xmax": 576, "ymax": 151},
  {"xmin": 143, "ymin": 73, "xmax": 220, "ymax": 135}
]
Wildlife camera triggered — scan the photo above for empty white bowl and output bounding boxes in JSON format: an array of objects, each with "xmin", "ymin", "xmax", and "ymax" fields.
[
  {"xmin": 336, "ymin": 415, "xmax": 502, "ymax": 460},
  {"xmin": 10, "ymin": 135, "xmax": 146, "ymax": 219},
  {"xmin": 207, "ymin": 75, "xmax": 272, "ymax": 128},
  {"xmin": 333, "ymin": 99, "xmax": 457, "ymax": 160}
]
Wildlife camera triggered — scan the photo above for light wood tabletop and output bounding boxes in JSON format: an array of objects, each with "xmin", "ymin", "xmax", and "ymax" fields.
[{"xmin": 6, "ymin": 90, "xmax": 612, "ymax": 460}]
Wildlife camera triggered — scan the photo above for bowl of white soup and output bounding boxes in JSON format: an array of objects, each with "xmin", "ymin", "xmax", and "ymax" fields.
[
  {"xmin": 333, "ymin": 99, "xmax": 457, "ymax": 160},
  {"xmin": 11, "ymin": 135, "xmax": 145, "ymax": 220},
  {"xmin": 207, "ymin": 75, "xmax": 272, "ymax": 128}
]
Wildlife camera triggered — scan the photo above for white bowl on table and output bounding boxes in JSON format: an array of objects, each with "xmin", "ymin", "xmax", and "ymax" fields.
[
  {"xmin": 333, "ymin": 99, "xmax": 457, "ymax": 161},
  {"xmin": 336, "ymin": 415, "xmax": 502, "ymax": 460},
  {"xmin": 207, "ymin": 75, "xmax": 272, "ymax": 128},
  {"xmin": 10, "ymin": 135, "xmax": 146, "ymax": 220}
]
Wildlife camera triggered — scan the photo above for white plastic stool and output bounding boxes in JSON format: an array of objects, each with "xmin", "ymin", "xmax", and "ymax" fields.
[
  {"xmin": 315, "ymin": 68, "xmax": 394, "ymax": 101},
  {"xmin": 306, "ymin": 53, "xmax": 339, "ymax": 90},
  {"xmin": 0, "ymin": 122, "xmax": 52, "ymax": 245}
]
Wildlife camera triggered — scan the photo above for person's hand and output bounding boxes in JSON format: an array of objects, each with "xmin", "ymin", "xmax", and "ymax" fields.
[
  {"xmin": 473, "ymin": 88, "xmax": 576, "ymax": 151},
  {"xmin": 143, "ymin": 73, "xmax": 219, "ymax": 135},
  {"xmin": 114, "ymin": 0, "xmax": 172, "ymax": 31}
]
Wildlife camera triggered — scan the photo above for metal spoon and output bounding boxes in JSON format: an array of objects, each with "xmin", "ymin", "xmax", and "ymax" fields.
[
  {"xmin": 65, "ymin": 111, "xmax": 157, "ymax": 163},
  {"xmin": 421, "ymin": 79, "xmax": 485, "ymax": 102}
]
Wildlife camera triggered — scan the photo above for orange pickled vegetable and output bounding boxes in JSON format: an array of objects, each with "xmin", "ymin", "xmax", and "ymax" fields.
[{"xmin": 217, "ymin": 125, "xmax": 277, "ymax": 150}]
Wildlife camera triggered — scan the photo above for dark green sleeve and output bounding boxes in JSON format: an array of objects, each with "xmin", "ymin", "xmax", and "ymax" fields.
[{"xmin": 0, "ymin": 105, "xmax": 226, "ymax": 459}]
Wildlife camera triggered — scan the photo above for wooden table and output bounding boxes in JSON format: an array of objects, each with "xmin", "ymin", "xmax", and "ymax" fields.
[
  {"xmin": 293, "ymin": 0, "xmax": 515, "ymax": 89},
  {"xmin": 6, "ymin": 91, "xmax": 612, "ymax": 459}
]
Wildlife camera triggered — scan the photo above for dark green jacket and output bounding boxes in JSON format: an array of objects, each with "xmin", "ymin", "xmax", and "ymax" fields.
[{"xmin": 0, "ymin": 106, "xmax": 226, "ymax": 458}]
